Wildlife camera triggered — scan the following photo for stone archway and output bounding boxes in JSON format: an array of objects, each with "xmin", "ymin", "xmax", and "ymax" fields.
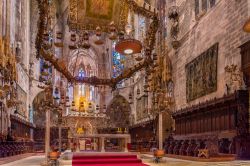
[
  {"xmin": 32, "ymin": 91, "xmax": 59, "ymax": 127},
  {"xmin": 32, "ymin": 91, "xmax": 64, "ymax": 152},
  {"xmin": 106, "ymin": 95, "xmax": 131, "ymax": 128}
]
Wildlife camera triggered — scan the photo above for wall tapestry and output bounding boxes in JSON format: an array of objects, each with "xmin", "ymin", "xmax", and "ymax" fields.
[{"xmin": 186, "ymin": 43, "xmax": 218, "ymax": 102}]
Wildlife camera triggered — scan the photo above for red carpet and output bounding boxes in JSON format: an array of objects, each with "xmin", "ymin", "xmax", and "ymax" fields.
[{"xmin": 72, "ymin": 154, "xmax": 149, "ymax": 166}]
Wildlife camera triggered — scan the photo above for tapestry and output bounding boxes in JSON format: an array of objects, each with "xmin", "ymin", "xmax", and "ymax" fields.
[{"xmin": 186, "ymin": 43, "xmax": 218, "ymax": 102}]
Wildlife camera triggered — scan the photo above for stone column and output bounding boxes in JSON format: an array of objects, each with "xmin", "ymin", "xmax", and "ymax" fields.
[
  {"xmin": 76, "ymin": 137, "xmax": 80, "ymax": 152},
  {"xmin": 45, "ymin": 108, "xmax": 50, "ymax": 163},
  {"xmin": 101, "ymin": 137, "xmax": 105, "ymax": 152},
  {"xmin": 158, "ymin": 112, "xmax": 163, "ymax": 150},
  {"xmin": 124, "ymin": 138, "xmax": 128, "ymax": 152},
  {"xmin": 58, "ymin": 124, "xmax": 62, "ymax": 152}
]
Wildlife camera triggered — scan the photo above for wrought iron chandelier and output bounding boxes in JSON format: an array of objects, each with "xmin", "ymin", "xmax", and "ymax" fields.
[{"xmin": 36, "ymin": 0, "xmax": 159, "ymax": 89}]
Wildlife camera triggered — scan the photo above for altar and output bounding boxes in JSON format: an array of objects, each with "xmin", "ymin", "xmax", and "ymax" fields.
[{"xmin": 69, "ymin": 134, "xmax": 131, "ymax": 152}]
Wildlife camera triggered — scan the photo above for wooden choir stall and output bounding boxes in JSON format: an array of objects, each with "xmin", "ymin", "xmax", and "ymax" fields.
[{"xmin": 164, "ymin": 90, "xmax": 250, "ymax": 159}]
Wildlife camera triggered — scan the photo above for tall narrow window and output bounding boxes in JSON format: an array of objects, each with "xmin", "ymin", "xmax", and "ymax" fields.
[
  {"xmin": 138, "ymin": 15, "xmax": 146, "ymax": 41},
  {"xmin": 78, "ymin": 68, "xmax": 85, "ymax": 78},
  {"xmin": 195, "ymin": 0, "xmax": 216, "ymax": 18},
  {"xmin": 2, "ymin": 0, "xmax": 7, "ymax": 36},
  {"xmin": 209, "ymin": 0, "xmax": 216, "ymax": 7},
  {"xmin": 195, "ymin": 0, "xmax": 200, "ymax": 16},
  {"xmin": 78, "ymin": 68, "xmax": 85, "ymax": 96},
  {"xmin": 112, "ymin": 42, "xmax": 125, "ymax": 78},
  {"xmin": 202, "ymin": 0, "xmax": 207, "ymax": 11},
  {"xmin": 90, "ymin": 86, "xmax": 94, "ymax": 101},
  {"xmin": 78, "ymin": 84, "xmax": 85, "ymax": 96}
]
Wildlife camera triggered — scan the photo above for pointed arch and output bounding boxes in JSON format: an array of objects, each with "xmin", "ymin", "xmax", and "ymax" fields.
[{"xmin": 106, "ymin": 95, "xmax": 131, "ymax": 128}]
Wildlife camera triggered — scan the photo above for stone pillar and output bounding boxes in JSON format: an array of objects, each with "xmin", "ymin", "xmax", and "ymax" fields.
[
  {"xmin": 158, "ymin": 112, "xmax": 163, "ymax": 150},
  {"xmin": 30, "ymin": 128, "xmax": 33, "ymax": 141},
  {"xmin": 101, "ymin": 137, "xmax": 105, "ymax": 152},
  {"xmin": 76, "ymin": 137, "xmax": 80, "ymax": 152},
  {"xmin": 45, "ymin": 108, "xmax": 50, "ymax": 163},
  {"xmin": 124, "ymin": 138, "xmax": 128, "ymax": 152},
  {"xmin": 58, "ymin": 125, "xmax": 62, "ymax": 152}
]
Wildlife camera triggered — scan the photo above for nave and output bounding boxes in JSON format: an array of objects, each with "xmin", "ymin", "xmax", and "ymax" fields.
[{"xmin": 1, "ymin": 0, "xmax": 250, "ymax": 165}]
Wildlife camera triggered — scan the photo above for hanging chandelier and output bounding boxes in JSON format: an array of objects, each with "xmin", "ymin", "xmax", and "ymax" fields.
[
  {"xmin": 36, "ymin": 0, "xmax": 159, "ymax": 89},
  {"xmin": 115, "ymin": 23, "xmax": 142, "ymax": 55},
  {"xmin": 115, "ymin": 39, "xmax": 142, "ymax": 55}
]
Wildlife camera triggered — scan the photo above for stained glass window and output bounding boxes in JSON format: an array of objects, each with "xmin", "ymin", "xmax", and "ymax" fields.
[
  {"xmin": 112, "ymin": 42, "xmax": 125, "ymax": 78},
  {"xmin": 78, "ymin": 68, "xmax": 85, "ymax": 96},
  {"xmin": 79, "ymin": 84, "xmax": 85, "ymax": 96},
  {"xmin": 78, "ymin": 68, "xmax": 85, "ymax": 78},
  {"xmin": 90, "ymin": 86, "xmax": 94, "ymax": 101},
  {"xmin": 138, "ymin": 16, "xmax": 146, "ymax": 40}
]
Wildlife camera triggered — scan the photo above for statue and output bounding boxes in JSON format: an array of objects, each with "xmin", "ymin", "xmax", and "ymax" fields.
[{"xmin": 225, "ymin": 64, "xmax": 246, "ymax": 94}]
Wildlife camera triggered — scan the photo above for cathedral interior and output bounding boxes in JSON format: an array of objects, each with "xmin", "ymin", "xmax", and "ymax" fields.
[{"xmin": 0, "ymin": 0, "xmax": 250, "ymax": 166}]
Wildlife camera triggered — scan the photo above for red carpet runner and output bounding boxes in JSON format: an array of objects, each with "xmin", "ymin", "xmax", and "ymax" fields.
[{"xmin": 72, "ymin": 154, "xmax": 149, "ymax": 166}]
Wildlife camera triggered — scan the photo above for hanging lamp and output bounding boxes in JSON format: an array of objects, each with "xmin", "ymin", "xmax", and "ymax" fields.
[
  {"xmin": 243, "ymin": 17, "xmax": 250, "ymax": 33},
  {"xmin": 115, "ymin": 10, "xmax": 142, "ymax": 55}
]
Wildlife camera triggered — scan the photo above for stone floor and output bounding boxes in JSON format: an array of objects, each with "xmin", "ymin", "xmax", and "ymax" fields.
[
  {"xmin": 0, "ymin": 155, "xmax": 44, "ymax": 166},
  {"xmin": 143, "ymin": 158, "xmax": 250, "ymax": 166},
  {"xmin": 0, "ymin": 155, "xmax": 250, "ymax": 166}
]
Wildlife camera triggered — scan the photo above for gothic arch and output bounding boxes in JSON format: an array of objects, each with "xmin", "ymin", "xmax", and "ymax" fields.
[
  {"xmin": 106, "ymin": 95, "xmax": 131, "ymax": 128},
  {"xmin": 68, "ymin": 49, "xmax": 98, "ymax": 77},
  {"xmin": 32, "ymin": 91, "xmax": 58, "ymax": 127}
]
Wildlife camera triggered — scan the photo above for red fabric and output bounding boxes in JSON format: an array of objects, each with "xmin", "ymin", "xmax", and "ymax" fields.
[
  {"xmin": 72, "ymin": 154, "xmax": 149, "ymax": 166},
  {"xmin": 127, "ymin": 143, "xmax": 131, "ymax": 150}
]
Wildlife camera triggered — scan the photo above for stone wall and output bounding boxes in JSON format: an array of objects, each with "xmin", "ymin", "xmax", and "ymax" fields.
[{"xmin": 169, "ymin": 0, "xmax": 250, "ymax": 110}]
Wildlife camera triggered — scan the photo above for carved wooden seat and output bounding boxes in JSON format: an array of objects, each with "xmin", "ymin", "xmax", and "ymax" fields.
[
  {"xmin": 3, "ymin": 143, "xmax": 12, "ymax": 156},
  {"xmin": 193, "ymin": 141, "xmax": 202, "ymax": 157},
  {"xmin": 173, "ymin": 140, "xmax": 182, "ymax": 155},
  {"xmin": 10, "ymin": 142, "xmax": 18, "ymax": 155},
  {"xmin": 16, "ymin": 142, "xmax": 22, "ymax": 154},
  {"xmin": 168, "ymin": 141, "xmax": 176, "ymax": 154},
  {"xmin": 219, "ymin": 139, "xmax": 230, "ymax": 154},
  {"xmin": 228, "ymin": 140, "xmax": 235, "ymax": 154},
  {"xmin": 20, "ymin": 142, "xmax": 25, "ymax": 153},
  {"xmin": 179, "ymin": 140, "xmax": 189, "ymax": 155},
  {"xmin": 0, "ymin": 142, "xmax": 7, "ymax": 157},
  {"xmin": 187, "ymin": 140, "xmax": 198, "ymax": 156},
  {"xmin": 198, "ymin": 149, "xmax": 209, "ymax": 158},
  {"xmin": 164, "ymin": 141, "xmax": 171, "ymax": 154}
]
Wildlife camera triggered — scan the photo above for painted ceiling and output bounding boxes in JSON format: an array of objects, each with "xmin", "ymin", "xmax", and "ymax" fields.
[{"xmin": 68, "ymin": 0, "xmax": 129, "ymax": 32}]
